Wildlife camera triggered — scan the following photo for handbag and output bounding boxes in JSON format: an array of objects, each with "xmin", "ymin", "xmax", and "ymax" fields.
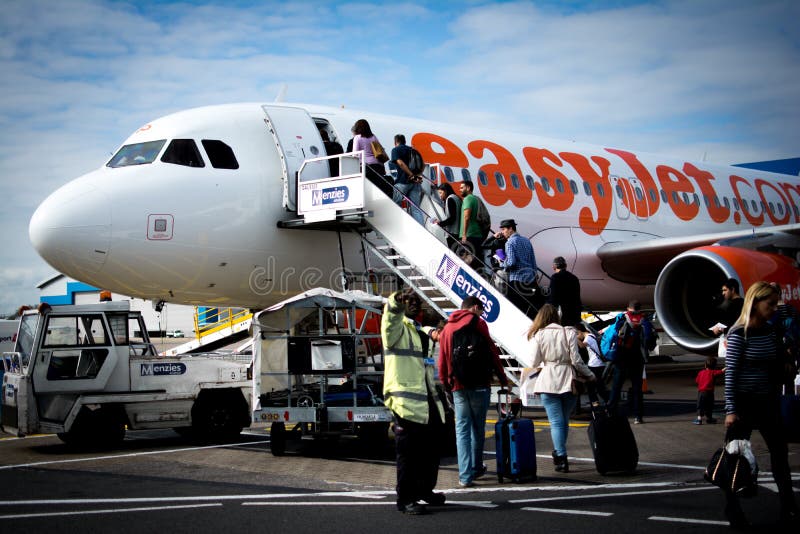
[
  {"xmin": 370, "ymin": 139, "xmax": 389, "ymax": 163},
  {"xmin": 704, "ymin": 440, "xmax": 758, "ymax": 497}
]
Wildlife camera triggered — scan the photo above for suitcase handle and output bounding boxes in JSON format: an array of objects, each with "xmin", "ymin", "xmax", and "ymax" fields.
[{"xmin": 497, "ymin": 389, "xmax": 520, "ymax": 419}]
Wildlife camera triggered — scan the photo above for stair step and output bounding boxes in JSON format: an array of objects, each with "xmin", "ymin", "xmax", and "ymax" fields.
[
  {"xmin": 430, "ymin": 297, "xmax": 450, "ymax": 302},
  {"xmin": 396, "ymin": 265, "xmax": 413, "ymax": 270}
]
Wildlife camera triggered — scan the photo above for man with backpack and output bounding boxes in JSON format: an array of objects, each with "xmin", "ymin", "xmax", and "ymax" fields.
[
  {"xmin": 438, "ymin": 296, "xmax": 508, "ymax": 488},
  {"xmin": 459, "ymin": 181, "xmax": 490, "ymax": 269},
  {"xmin": 602, "ymin": 300, "xmax": 657, "ymax": 424},
  {"xmin": 389, "ymin": 134, "xmax": 424, "ymax": 225}
]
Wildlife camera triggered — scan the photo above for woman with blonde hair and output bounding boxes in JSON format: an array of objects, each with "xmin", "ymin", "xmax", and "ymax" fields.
[
  {"xmin": 722, "ymin": 281, "xmax": 798, "ymax": 528},
  {"xmin": 527, "ymin": 303, "xmax": 594, "ymax": 473}
]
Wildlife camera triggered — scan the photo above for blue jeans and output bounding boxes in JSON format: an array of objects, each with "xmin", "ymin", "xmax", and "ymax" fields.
[
  {"xmin": 453, "ymin": 388, "xmax": 490, "ymax": 484},
  {"xmin": 540, "ymin": 392, "xmax": 577, "ymax": 457},
  {"xmin": 393, "ymin": 182, "xmax": 424, "ymax": 225}
]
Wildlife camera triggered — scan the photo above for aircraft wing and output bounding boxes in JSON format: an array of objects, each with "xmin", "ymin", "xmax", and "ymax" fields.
[{"xmin": 597, "ymin": 223, "xmax": 800, "ymax": 284}]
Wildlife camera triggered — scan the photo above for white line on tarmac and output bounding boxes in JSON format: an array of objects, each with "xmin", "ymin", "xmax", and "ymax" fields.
[
  {"xmin": 649, "ymin": 515, "xmax": 729, "ymax": 526},
  {"xmin": 510, "ymin": 484, "xmax": 718, "ymax": 504},
  {"xmin": 0, "ymin": 440, "xmax": 267, "ymax": 471},
  {"xmin": 0, "ymin": 491, "xmax": 390, "ymax": 506},
  {"xmin": 243, "ymin": 500, "xmax": 497, "ymax": 509},
  {"xmin": 522, "ymin": 506, "xmax": 613, "ymax": 517},
  {"xmin": 0, "ymin": 503, "xmax": 222, "ymax": 520}
]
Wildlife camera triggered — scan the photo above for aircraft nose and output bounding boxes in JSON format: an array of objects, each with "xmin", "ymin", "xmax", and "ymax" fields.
[{"xmin": 29, "ymin": 177, "xmax": 111, "ymax": 276}]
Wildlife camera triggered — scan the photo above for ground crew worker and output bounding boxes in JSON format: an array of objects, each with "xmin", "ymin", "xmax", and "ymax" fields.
[{"xmin": 382, "ymin": 288, "xmax": 446, "ymax": 515}]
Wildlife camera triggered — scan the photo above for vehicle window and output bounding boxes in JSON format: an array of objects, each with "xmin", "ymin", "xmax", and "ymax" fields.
[
  {"xmin": 47, "ymin": 348, "xmax": 108, "ymax": 380},
  {"xmin": 107, "ymin": 140, "xmax": 166, "ymax": 168},
  {"xmin": 43, "ymin": 315, "xmax": 109, "ymax": 347},
  {"xmin": 161, "ymin": 139, "xmax": 205, "ymax": 168},
  {"xmin": 202, "ymin": 140, "xmax": 239, "ymax": 169},
  {"xmin": 15, "ymin": 314, "xmax": 39, "ymax": 370},
  {"xmin": 107, "ymin": 313, "xmax": 128, "ymax": 345}
]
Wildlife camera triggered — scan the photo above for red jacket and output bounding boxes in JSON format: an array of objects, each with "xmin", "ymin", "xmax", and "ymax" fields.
[
  {"xmin": 437, "ymin": 309, "xmax": 508, "ymax": 391},
  {"xmin": 696, "ymin": 368, "xmax": 724, "ymax": 392}
]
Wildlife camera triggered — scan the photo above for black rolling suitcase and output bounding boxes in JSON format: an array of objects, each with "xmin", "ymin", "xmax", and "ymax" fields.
[
  {"xmin": 495, "ymin": 390, "xmax": 537, "ymax": 483},
  {"xmin": 587, "ymin": 407, "xmax": 638, "ymax": 475}
]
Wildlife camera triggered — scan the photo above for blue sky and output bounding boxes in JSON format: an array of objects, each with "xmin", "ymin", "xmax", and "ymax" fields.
[{"xmin": 1, "ymin": 0, "xmax": 799, "ymax": 314}]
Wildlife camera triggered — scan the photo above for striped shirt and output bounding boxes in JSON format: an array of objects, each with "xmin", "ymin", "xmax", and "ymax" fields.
[{"xmin": 724, "ymin": 324, "xmax": 778, "ymax": 414}]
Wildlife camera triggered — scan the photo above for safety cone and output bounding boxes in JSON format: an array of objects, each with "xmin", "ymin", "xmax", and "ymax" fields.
[{"xmin": 642, "ymin": 367, "xmax": 653, "ymax": 394}]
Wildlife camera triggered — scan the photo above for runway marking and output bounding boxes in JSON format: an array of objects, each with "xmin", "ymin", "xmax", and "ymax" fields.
[
  {"xmin": 242, "ymin": 500, "xmax": 497, "ymax": 509},
  {"xmin": 0, "ymin": 503, "xmax": 222, "ymax": 520},
  {"xmin": 522, "ymin": 506, "xmax": 613, "ymax": 516},
  {"xmin": 649, "ymin": 515, "xmax": 728, "ymax": 526},
  {"xmin": 0, "ymin": 439, "xmax": 267, "ymax": 471},
  {"xmin": 510, "ymin": 484, "xmax": 717, "ymax": 504}
]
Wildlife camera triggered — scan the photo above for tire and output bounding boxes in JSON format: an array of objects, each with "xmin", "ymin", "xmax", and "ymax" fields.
[
  {"xmin": 192, "ymin": 393, "xmax": 245, "ymax": 443},
  {"xmin": 270, "ymin": 422, "xmax": 286, "ymax": 456},
  {"xmin": 58, "ymin": 406, "xmax": 126, "ymax": 449}
]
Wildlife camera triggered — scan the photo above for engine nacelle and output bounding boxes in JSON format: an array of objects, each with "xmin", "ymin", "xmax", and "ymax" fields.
[{"xmin": 654, "ymin": 245, "xmax": 800, "ymax": 354}]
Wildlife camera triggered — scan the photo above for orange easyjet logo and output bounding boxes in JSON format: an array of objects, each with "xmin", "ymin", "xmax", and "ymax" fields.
[{"xmin": 412, "ymin": 132, "xmax": 800, "ymax": 236}]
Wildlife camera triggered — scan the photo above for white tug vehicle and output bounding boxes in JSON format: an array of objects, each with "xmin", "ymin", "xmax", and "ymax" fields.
[{"xmin": 1, "ymin": 302, "xmax": 252, "ymax": 446}]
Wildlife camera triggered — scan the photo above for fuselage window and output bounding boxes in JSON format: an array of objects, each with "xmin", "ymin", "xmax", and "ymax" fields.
[
  {"xmin": 703, "ymin": 195, "xmax": 710, "ymax": 208},
  {"xmin": 660, "ymin": 190, "xmax": 668, "ymax": 203},
  {"xmin": 161, "ymin": 139, "xmax": 205, "ymax": 168},
  {"xmin": 794, "ymin": 206, "xmax": 799, "ymax": 218},
  {"xmin": 541, "ymin": 177, "xmax": 551, "ymax": 192},
  {"xmin": 445, "ymin": 166, "xmax": 456, "ymax": 183},
  {"xmin": 510, "ymin": 173, "xmax": 521, "ymax": 189},
  {"xmin": 596, "ymin": 183, "xmax": 606, "ymax": 197},
  {"xmin": 693, "ymin": 193, "xmax": 700, "ymax": 205},
  {"xmin": 494, "ymin": 171, "xmax": 506, "ymax": 189},
  {"xmin": 461, "ymin": 168, "xmax": 471, "ymax": 182},
  {"xmin": 525, "ymin": 175, "xmax": 535, "ymax": 190},
  {"xmin": 635, "ymin": 187, "xmax": 644, "ymax": 201},
  {"xmin": 681, "ymin": 192, "xmax": 689, "ymax": 204},
  {"xmin": 750, "ymin": 199, "xmax": 757, "ymax": 212},
  {"xmin": 202, "ymin": 140, "xmax": 239, "ymax": 169},
  {"xmin": 615, "ymin": 184, "xmax": 624, "ymax": 199},
  {"xmin": 555, "ymin": 178, "xmax": 565, "ymax": 193},
  {"xmin": 478, "ymin": 169, "xmax": 489, "ymax": 187},
  {"xmin": 671, "ymin": 191, "xmax": 679, "ymax": 204},
  {"xmin": 769, "ymin": 202, "xmax": 775, "ymax": 214},
  {"xmin": 107, "ymin": 140, "xmax": 166, "ymax": 168},
  {"xmin": 583, "ymin": 181, "xmax": 591, "ymax": 196},
  {"xmin": 733, "ymin": 198, "xmax": 740, "ymax": 211},
  {"xmin": 761, "ymin": 201, "xmax": 767, "ymax": 213},
  {"xmin": 714, "ymin": 196, "xmax": 721, "ymax": 208},
  {"xmin": 569, "ymin": 180, "xmax": 578, "ymax": 194},
  {"xmin": 649, "ymin": 189, "xmax": 658, "ymax": 203},
  {"xmin": 777, "ymin": 203, "xmax": 784, "ymax": 215},
  {"xmin": 723, "ymin": 197, "xmax": 730, "ymax": 209}
]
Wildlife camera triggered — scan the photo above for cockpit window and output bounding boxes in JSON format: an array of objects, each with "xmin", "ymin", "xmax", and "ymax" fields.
[
  {"xmin": 107, "ymin": 140, "xmax": 166, "ymax": 168},
  {"xmin": 161, "ymin": 139, "xmax": 205, "ymax": 168},
  {"xmin": 202, "ymin": 140, "xmax": 239, "ymax": 169}
]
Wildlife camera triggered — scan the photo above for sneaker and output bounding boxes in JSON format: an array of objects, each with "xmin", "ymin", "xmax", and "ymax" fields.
[
  {"xmin": 458, "ymin": 480, "xmax": 475, "ymax": 488},
  {"xmin": 693, "ymin": 417, "xmax": 702, "ymax": 425},
  {"xmin": 474, "ymin": 464, "xmax": 488, "ymax": 479},
  {"xmin": 422, "ymin": 493, "xmax": 446, "ymax": 506},
  {"xmin": 399, "ymin": 502, "xmax": 428, "ymax": 515},
  {"xmin": 633, "ymin": 417, "xmax": 644, "ymax": 424}
]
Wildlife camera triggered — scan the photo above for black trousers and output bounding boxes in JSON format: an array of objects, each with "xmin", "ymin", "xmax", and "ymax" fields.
[
  {"xmin": 724, "ymin": 393, "xmax": 795, "ymax": 510},
  {"xmin": 393, "ymin": 406, "xmax": 443, "ymax": 507},
  {"xmin": 697, "ymin": 390, "xmax": 716, "ymax": 418},
  {"xmin": 507, "ymin": 279, "xmax": 540, "ymax": 319}
]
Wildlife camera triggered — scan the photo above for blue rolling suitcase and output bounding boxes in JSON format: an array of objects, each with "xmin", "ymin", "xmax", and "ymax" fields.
[{"xmin": 495, "ymin": 390, "xmax": 537, "ymax": 483}]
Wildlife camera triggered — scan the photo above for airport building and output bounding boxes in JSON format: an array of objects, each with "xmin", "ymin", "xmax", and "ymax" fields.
[{"xmin": 37, "ymin": 273, "xmax": 197, "ymax": 338}]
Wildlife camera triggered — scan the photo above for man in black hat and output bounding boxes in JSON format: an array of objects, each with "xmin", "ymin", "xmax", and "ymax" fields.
[{"xmin": 494, "ymin": 219, "xmax": 539, "ymax": 318}]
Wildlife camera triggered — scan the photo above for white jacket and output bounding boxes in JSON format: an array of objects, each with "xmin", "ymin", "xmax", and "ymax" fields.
[{"xmin": 531, "ymin": 324, "xmax": 594, "ymax": 394}]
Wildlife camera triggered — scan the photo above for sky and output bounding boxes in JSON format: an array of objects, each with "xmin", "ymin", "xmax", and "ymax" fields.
[{"xmin": 1, "ymin": 0, "xmax": 799, "ymax": 315}]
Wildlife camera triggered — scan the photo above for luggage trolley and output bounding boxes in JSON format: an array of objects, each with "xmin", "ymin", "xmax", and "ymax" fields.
[{"xmin": 251, "ymin": 288, "xmax": 392, "ymax": 455}]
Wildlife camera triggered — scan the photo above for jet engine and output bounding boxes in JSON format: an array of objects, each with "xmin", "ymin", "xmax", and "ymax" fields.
[{"xmin": 654, "ymin": 245, "xmax": 799, "ymax": 354}]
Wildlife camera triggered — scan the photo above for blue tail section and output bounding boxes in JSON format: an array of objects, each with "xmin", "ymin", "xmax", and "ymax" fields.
[{"xmin": 733, "ymin": 157, "xmax": 800, "ymax": 176}]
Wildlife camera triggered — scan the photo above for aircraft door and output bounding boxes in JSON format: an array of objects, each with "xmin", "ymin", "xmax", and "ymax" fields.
[
  {"xmin": 629, "ymin": 178, "xmax": 650, "ymax": 221},
  {"xmin": 611, "ymin": 176, "xmax": 632, "ymax": 221},
  {"xmin": 262, "ymin": 105, "xmax": 327, "ymax": 211}
]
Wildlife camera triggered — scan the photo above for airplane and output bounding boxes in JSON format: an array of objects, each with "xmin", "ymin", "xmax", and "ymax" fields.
[{"xmin": 28, "ymin": 102, "xmax": 800, "ymax": 355}]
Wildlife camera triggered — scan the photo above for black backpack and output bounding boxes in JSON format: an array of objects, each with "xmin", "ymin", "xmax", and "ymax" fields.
[
  {"xmin": 451, "ymin": 315, "xmax": 492, "ymax": 388},
  {"xmin": 408, "ymin": 147, "xmax": 425, "ymax": 175}
]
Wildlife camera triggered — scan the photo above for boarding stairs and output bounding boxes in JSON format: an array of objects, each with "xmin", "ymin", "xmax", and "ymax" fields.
[
  {"xmin": 161, "ymin": 307, "xmax": 253, "ymax": 356},
  {"xmin": 290, "ymin": 155, "xmax": 538, "ymax": 393}
]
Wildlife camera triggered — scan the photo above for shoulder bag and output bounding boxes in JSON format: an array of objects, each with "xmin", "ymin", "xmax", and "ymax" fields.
[
  {"xmin": 370, "ymin": 139, "xmax": 389, "ymax": 163},
  {"xmin": 704, "ymin": 439, "xmax": 758, "ymax": 497}
]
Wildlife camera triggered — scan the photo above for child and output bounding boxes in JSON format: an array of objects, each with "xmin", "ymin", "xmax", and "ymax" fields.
[{"xmin": 694, "ymin": 356, "xmax": 725, "ymax": 424}]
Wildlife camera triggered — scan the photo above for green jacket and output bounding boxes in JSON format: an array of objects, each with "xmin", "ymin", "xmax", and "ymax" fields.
[{"xmin": 381, "ymin": 292, "xmax": 445, "ymax": 424}]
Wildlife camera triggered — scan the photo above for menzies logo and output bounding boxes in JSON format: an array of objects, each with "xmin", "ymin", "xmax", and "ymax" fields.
[
  {"xmin": 436, "ymin": 255, "xmax": 500, "ymax": 322},
  {"xmin": 140, "ymin": 362, "xmax": 187, "ymax": 376},
  {"xmin": 312, "ymin": 186, "xmax": 349, "ymax": 206}
]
